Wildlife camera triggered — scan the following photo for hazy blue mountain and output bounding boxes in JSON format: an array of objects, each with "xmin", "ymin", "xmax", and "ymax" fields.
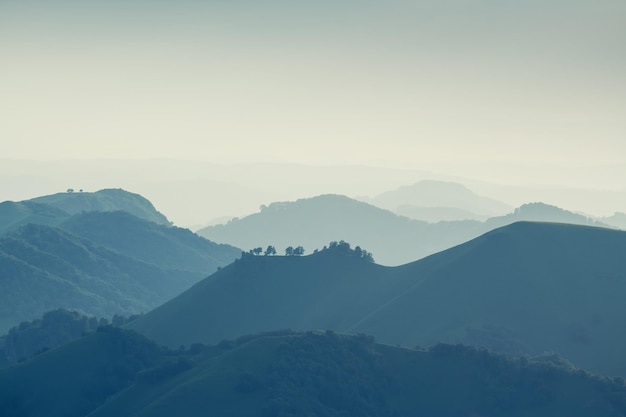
[
  {"xmin": 601, "ymin": 212, "xmax": 626, "ymax": 230},
  {"xmin": 2, "ymin": 329, "xmax": 625, "ymax": 417},
  {"xmin": 30, "ymin": 188, "xmax": 171, "ymax": 226},
  {"xmin": 197, "ymin": 194, "xmax": 484, "ymax": 265},
  {"xmin": 130, "ymin": 223, "xmax": 626, "ymax": 376},
  {"xmin": 0, "ymin": 219, "xmax": 239, "ymax": 333},
  {"xmin": 396, "ymin": 204, "xmax": 488, "ymax": 222},
  {"xmin": 0, "ymin": 200, "xmax": 69, "ymax": 235},
  {"xmin": 366, "ymin": 180, "xmax": 512, "ymax": 218},
  {"xmin": 486, "ymin": 202, "xmax": 607, "ymax": 229}
]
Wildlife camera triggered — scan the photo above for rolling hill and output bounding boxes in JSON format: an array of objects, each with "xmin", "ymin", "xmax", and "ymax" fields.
[
  {"xmin": 0, "ymin": 188, "xmax": 171, "ymax": 236},
  {"xmin": 1, "ymin": 328, "xmax": 625, "ymax": 417},
  {"xmin": 131, "ymin": 222, "xmax": 626, "ymax": 376},
  {"xmin": 0, "ymin": 215, "xmax": 240, "ymax": 333},
  {"xmin": 59, "ymin": 210, "xmax": 239, "ymax": 275},
  {"xmin": 0, "ymin": 189, "xmax": 241, "ymax": 332},
  {"xmin": 30, "ymin": 188, "xmax": 171, "ymax": 226},
  {"xmin": 0, "ymin": 200, "xmax": 69, "ymax": 235}
]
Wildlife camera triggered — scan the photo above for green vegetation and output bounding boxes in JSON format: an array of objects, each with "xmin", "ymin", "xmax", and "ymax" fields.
[
  {"xmin": 0, "ymin": 309, "xmax": 139, "ymax": 368},
  {"xmin": 2, "ymin": 330, "xmax": 625, "ymax": 417}
]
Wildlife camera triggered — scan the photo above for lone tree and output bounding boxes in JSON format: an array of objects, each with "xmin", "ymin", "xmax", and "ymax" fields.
[
  {"xmin": 293, "ymin": 246, "xmax": 305, "ymax": 256},
  {"xmin": 285, "ymin": 246, "xmax": 294, "ymax": 256},
  {"xmin": 264, "ymin": 245, "xmax": 277, "ymax": 256},
  {"xmin": 250, "ymin": 247, "xmax": 263, "ymax": 256}
]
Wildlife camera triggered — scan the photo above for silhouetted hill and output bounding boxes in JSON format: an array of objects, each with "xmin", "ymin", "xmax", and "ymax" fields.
[
  {"xmin": 0, "ymin": 221, "xmax": 238, "ymax": 333},
  {"xmin": 131, "ymin": 223, "xmax": 626, "ymax": 376},
  {"xmin": 30, "ymin": 188, "xmax": 171, "ymax": 226},
  {"xmin": 59, "ymin": 211, "xmax": 240, "ymax": 275},
  {"xmin": 197, "ymin": 194, "xmax": 484, "ymax": 265},
  {"xmin": 367, "ymin": 180, "xmax": 512, "ymax": 218},
  {"xmin": 2, "ymin": 330, "xmax": 625, "ymax": 417}
]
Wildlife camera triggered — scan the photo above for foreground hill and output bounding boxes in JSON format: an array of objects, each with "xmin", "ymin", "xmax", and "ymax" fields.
[
  {"xmin": 1, "ymin": 329, "xmax": 625, "ymax": 417},
  {"xmin": 30, "ymin": 188, "xmax": 171, "ymax": 226},
  {"xmin": 0, "ymin": 218, "xmax": 240, "ymax": 333},
  {"xmin": 130, "ymin": 222, "xmax": 626, "ymax": 376},
  {"xmin": 197, "ymin": 194, "xmax": 611, "ymax": 265}
]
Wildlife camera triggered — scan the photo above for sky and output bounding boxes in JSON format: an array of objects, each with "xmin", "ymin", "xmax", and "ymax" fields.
[{"xmin": 1, "ymin": 1, "xmax": 625, "ymax": 197}]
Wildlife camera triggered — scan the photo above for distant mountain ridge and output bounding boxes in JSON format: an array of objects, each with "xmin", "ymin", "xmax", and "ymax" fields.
[
  {"xmin": 198, "ymin": 194, "xmax": 612, "ymax": 265},
  {"xmin": 198, "ymin": 194, "xmax": 485, "ymax": 265},
  {"xmin": 0, "ymin": 188, "xmax": 171, "ymax": 236},
  {"xmin": 131, "ymin": 222, "xmax": 626, "ymax": 376},
  {"xmin": 365, "ymin": 180, "xmax": 513, "ymax": 219}
]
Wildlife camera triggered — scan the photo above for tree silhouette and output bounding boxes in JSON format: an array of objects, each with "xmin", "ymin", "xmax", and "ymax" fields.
[
  {"xmin": 264, "ymin": 245, "xmax": 277, "ymax": 256},
  {"xmin": 285, "ymin": 246, "xmax": 294, "ymax": 256}
]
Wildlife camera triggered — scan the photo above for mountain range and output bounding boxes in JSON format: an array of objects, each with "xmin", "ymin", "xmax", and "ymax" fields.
[
  {"xmin": 132, "ymin": 222, "xmax": 626, "ymax": 376},
  {"xmin": 197, "ymin": 194, "xmax": 609, "ymax": 265}
]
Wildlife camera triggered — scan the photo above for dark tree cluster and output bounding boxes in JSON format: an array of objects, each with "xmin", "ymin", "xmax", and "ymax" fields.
[
  {"xmin": 0, "ymin": 309, "xmax": 141, "ymax": 368},
  {"xmin": 319, "ymin": 240, "xmax": 375, "ymax": 263},
  {"xmin": 285, "ymin": 246, "xmax": 305, "ymax": 256},
  {"xmin": 247, "ymin": 245, "xmax": 277, "ymax": 256}
]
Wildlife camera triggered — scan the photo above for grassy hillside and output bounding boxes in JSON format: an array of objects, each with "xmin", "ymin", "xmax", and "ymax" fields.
[
  {"xmin": 2, "ymin": 330, "xmax": 625, "ymax": 417},
  {"xmin": 30, "ymin": 188, "xmax": 171, "ymax": 226},
  {"xmin": 0, "ymin": 201, "xmax": 69, "ymax": 235},
  {"xmin": 60, "ymin": 211, "xmax": 240, "ymax": 275},
  {"xmin": 131, "ymin": 222, "xmax": 626, "ymax": 376}
]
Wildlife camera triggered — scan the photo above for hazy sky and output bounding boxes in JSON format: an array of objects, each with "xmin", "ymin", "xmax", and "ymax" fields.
[{"xmin": 2, "ymin": 0, "xmax": 625, "ymax": 182}]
